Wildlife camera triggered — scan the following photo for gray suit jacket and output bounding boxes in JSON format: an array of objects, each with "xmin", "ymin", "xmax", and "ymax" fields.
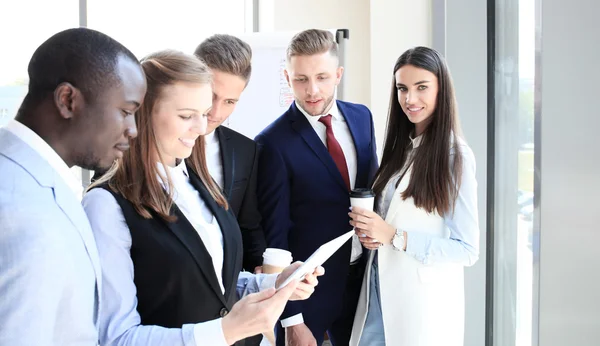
[{"xmin": 0, "ymin": 128, "xmax": 102, "ymax": 345}]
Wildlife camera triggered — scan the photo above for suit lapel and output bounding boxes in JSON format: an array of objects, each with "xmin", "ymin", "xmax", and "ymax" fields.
[
  {"xmin": 384, "ymin": 169, "xmax": 411, "ymax": 224},
  {"xmin": 216, "ymin": 127, "xmax": 234, "ymax": 199},
  {"xmin": 0, "ymin": 130, "xmax": 103, "ymax": 302},
  {"xmin": 160, "ymin": 183, "xmax": 228, "ymax": 306},
  {"xmin": 289, "ymin": 102, "xmax": 348, "ymax": 192},
  {"xmin": 338, "ymin": 101, "xmax": 365, "ymax": 185},
  {"xmin": 52, "ymin": 181, "xmax": 103, "ymax": 298},
  {"xmin": 186, "ymin": 166, "xmax": 240, "ymax": 304}
]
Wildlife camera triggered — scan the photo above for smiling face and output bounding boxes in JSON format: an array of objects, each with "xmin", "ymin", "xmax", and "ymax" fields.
[
  {"xmin": 394, "ymin": 64, "xmax": 439, "ymax": 135},
  {"xmin": 285, "ymin": 51, "xmax": 343, "ymax": 116},
  {"xmin": 151, "ymin": 82, "xmax": 212, "ymax": 166}
]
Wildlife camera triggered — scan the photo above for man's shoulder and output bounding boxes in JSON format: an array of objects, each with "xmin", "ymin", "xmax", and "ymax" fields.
[
  {"xmin": 337, "ymin": 100, "xmax": 371, "ymax": 115},
  {"xmin": 218, "ymin": 126, "xmax": 256, "ymax": 146},
  {"xmin": 0, "ymin": 154, "xmax": 43, "ymax": 193},
  {"xmin": 255, "ymin": 111, "xmax": 294, "ymax": 142}
]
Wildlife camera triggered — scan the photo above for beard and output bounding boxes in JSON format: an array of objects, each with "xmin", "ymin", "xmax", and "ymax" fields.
[
  {"xmin": 74, "ymin": 149, "xmax": 109, "ymax": 172},
  {"xmin": 301, "ymin": 94, "xmax": 336, "ymax": 116}
]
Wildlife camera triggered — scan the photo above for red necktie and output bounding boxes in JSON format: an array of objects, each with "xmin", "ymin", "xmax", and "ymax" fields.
[{"xmin": 319, "ymin": 114, "xmax": 350, "ymax": 190}]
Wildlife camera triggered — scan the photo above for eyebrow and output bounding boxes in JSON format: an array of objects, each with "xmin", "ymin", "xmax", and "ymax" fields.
[
  {"xmin": 396, "ymin": 80, "xmax": 431, "ymax": 88},
  {"xmin": 176, "ymin": 108, "xmax": 200, "ymax": 112},
  {"xmin": 126, "ymin": 100, "xmax": 141, "ymax": 108}
]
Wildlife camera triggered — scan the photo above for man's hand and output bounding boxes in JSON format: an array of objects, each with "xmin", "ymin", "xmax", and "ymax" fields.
[
  {"xmin": 285, "ymin": 323, "xmax": 317, "ymax": 346},
  {"xmin": 221, "ymin": 280, "xmax": 299, "ymax": 345},
  {"xmin": 275, "ymin": 261, "xmax": 325, "ymax": 301},
  {"xmin": 254, "ymin": 266, "xmax": 263, "ymax": 274}
]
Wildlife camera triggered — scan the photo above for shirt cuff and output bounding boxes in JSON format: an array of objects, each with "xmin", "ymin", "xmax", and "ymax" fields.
[
  {"xmin": 405, "ymin": 230, "xmax": 431, "ymax": 264},
  {"xmin": 259, "ymin": 273, "xmax": 279, "ymax": 291},
  {"xmin": 192, "ymin": 318, "xmax": 228, "ymax": 346},
  {"xmin": 281, "ymin": 313, "xmax": 304, "ymax": 328}
]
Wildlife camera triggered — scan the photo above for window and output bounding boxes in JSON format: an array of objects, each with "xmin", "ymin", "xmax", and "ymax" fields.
[
  {"xmin": 492, "ymin": 0, "xmax": 537, "ymax": 345},
  {"xmin": 0, "ymin": 0, "xmax": 79, "ymax": 127},
  {"xmin": 87, "ymin": 0, "xmax": 247, "ymax": 59},
  {"xmin": 2, "ymin": 1, "xmax": 249, "ymax": 187}
]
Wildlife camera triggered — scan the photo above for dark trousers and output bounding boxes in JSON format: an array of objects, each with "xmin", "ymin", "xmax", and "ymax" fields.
[{"xmin": 276, "ymin": 261, "xmax": 365, "ymax": 346}]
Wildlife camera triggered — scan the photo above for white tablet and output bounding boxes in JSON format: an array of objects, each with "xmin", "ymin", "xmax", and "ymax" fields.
[{"xmin": 276, "ymin": 230, "xmax": 355, "ymax": 290}]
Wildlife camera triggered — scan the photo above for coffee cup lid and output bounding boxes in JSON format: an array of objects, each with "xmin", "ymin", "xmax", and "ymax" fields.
[{"xmin": 350, "ymin": 188, "xmax": 375, "ymax": 198}]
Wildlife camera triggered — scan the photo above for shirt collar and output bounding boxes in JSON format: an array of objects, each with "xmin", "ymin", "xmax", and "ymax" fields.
[
  {"xmin": 204, "ymin": 130, "xmax": 219, "ymax": 145},
  {"xmin": 156, "ymin": 159, "xmax": 189, "ymax": 190},
  {"xmin": 410, "ymin": 132, "xmax": 423, "ymax": 149},
  {"xmin": 4, "ymin": 119, "xmax": 83, "ymax": 198},
  {"xmin": 296, "ymin": 99, "xmax": 342, "ymax": 125}
]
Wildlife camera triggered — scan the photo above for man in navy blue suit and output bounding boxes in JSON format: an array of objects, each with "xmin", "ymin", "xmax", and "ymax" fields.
[{"xmin": 255, "ymin": 29, "xmax": 378, "ymax": 346}]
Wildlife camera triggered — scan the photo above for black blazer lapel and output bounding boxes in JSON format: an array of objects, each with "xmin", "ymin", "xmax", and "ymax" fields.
[
  {"xmin": 161, "ymin": 201, "xmax": 228, "ymax": 307},
  {"xmin": 186, "ymin": 166, "xmax": 241, "ymax": 304},
  {"xmin": 289, "ymin": 102, "xmax": 349, "ymax": 192},
  {"xmin": 216, "ymin": 127, "xmax": 234, "ymax": 199}
]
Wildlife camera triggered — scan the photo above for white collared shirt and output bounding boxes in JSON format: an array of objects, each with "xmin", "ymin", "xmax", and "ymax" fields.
[
  {"xmin": 4, "ymin": 120, "xmax": 83, "ymax": 199},
  {"xmin": 157, "ymin": 160, "xmax": 226, "ymax": 293},
  {"xmin": 204, "ymin": 130, "xmax": 224, "ymax": 189}
]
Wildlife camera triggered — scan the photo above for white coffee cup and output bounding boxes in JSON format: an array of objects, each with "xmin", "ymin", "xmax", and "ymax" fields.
[
  {"xmin": 262, "ymin": 248, "xmax": 293, "ymax": 274},
  {"xmin": 350, "ymin": 188, "xmax": 376, "ymax": 211}
]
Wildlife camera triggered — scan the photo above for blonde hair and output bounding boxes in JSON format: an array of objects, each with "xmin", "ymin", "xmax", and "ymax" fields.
[{"xmin": 286, "ymin": 29, "xmax": 338, "ymax": 61}]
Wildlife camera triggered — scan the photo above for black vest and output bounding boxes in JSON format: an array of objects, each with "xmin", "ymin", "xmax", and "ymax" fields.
[{"xmin": 99, "ymin": 166, "xmax": 243, "ymax": 330}]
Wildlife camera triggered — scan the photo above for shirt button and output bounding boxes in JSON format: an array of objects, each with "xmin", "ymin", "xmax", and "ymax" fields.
[{"xmin": 220, "ymin": 307, "xmax": 229, "ymax": 317}]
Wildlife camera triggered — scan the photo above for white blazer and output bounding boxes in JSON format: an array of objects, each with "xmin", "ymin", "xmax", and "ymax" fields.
[{"xmin": 350, "ymin": 142, "xmax": 480, "ymax": 346}]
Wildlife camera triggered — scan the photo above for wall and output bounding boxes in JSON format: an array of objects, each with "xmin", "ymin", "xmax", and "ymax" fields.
[
  {"xmin": 369, "ymin": 0, "xmax": 432, "ymax": 154},
  {"xmin": 259, "ymin": 0, "xmax": 371, "ymax": 108},
  {"xmin": 538, "ymin": 0, "xmax": 600, "ymax": 344}
]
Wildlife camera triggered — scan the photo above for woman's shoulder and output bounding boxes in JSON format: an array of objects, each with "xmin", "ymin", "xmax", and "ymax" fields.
[
  {"xmin": 450, "ymin": 136, "xmax": 474, "ymax": 157},
  {"xmin": 83, "ymin": 184, "xmax": 120, "ymax": 208}
]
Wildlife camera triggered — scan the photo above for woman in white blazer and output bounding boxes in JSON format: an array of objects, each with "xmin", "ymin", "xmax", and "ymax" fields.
[{"xmin": 348, "ymin": 47, "xmax": 480, "ymax": 346}]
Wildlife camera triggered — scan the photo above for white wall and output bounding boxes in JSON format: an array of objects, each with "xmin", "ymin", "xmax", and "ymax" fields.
[
  {"xmin": 538, "ymin": 0, "xmax": 600, "ymax": 344},
  {"xmin": 369, "ymin": 0, "xmax": 432, "ymax": 154},
  {"xmin": 445, "ymin": 2, "xmax": 488, "ymax": 346},
  {"xmin": 259, "ymin": 0, "xmax": 371, "ymax": 108}
]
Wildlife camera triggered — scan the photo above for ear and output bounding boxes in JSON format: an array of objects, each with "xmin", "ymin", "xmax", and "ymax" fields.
[
  {"xmin": 54, "ymin": 82, "xmax": 84, "ymax": 120},
  {"xmin": 284, "ymin": 69, "xmax": 291, "ymax": 88},
  {"xmin": 335, "ymin": 66, "xmax": 344, "ymax": 86}
]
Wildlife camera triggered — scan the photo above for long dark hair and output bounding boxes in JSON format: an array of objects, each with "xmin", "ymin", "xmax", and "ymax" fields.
[{"xmin": 372, "ymin": 46, "xmax": 463, "ymax": 217}]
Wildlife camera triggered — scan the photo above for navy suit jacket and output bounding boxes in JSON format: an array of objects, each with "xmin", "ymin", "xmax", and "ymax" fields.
[{"xmin": 255, "ymin": 100, "xmax": 378, "ymax": 326}]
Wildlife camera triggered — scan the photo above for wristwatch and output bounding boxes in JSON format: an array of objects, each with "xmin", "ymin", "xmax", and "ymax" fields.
[{"xmin": 391, "ymin": 229, "xmax": 405, "ymax": 251}]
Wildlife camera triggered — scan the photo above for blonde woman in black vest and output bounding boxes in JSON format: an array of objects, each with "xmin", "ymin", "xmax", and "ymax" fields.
[{"xmin": 83, "ymin": 50, "xmax": 323, "ymax": 346}]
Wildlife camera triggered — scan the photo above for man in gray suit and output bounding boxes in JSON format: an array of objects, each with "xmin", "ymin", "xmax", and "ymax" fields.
[{"xmin": 0, "ymin": 28, "xmax": 146, "ymax": 345}]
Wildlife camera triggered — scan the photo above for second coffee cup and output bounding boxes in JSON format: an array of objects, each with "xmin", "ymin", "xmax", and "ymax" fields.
[
  {"xmin": 262, "ymin": 248, "xmax": 293, "ymax": 274},
  {"xmin": 350, "ymin": 188, "xmax": 376, "ymax": 211}
]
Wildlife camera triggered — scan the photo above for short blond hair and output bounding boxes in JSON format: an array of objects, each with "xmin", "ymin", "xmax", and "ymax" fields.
[{"xmin": 286, "ymin": 29, "xmax": 338, "ymax": 61}]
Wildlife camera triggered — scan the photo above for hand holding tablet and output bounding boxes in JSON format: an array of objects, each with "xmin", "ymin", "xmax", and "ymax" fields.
[{"xmin": 276, "ymin": 230, "xmax": 355, "ymax": 290}]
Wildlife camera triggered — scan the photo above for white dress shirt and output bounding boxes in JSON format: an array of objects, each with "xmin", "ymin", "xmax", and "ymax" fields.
[
  {"xmin": 282, "ymin": 101, "xmax": 362, "ymax": 328},
  {"xmin": 205, "ymin": 130, "xmax": 224, "ymax": 189},
  {"xmin": 5, "ymin": 120, "xmax": 83, "ymax": 199},
  {"xmin": 82, "ymin": 161, "xmax": 278, "ymax": 346}
]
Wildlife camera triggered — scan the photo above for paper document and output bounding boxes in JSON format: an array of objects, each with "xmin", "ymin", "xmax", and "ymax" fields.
[{"xmin": 276, "ymin": 230, "xmax": 355, "ymax": 290}]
